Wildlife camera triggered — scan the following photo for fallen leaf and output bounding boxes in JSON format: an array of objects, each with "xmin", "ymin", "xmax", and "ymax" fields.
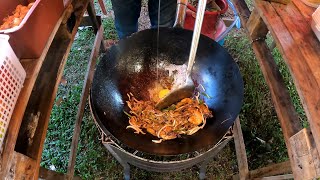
[
  {"xmin": 56, "ymin": 97, "xmax": 63, "ymax": 106},
  {"xmin": 60, "ymin": 76, "xmax": 67, "ymax": 86}
]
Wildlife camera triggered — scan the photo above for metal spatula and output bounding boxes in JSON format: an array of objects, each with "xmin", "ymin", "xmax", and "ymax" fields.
[{"xmin": 155, "ymin": 0, "xmax": 207, "ymax": 110}]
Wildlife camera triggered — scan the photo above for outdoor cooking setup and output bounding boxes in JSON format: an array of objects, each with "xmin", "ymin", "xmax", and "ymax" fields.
[
  {"xmin": 88, "ymin": 0, "xmax": 244, "ymax": 178},
  {"xmin": 0, "ymin": 0, "xmax": 319, "ymax": 179}
]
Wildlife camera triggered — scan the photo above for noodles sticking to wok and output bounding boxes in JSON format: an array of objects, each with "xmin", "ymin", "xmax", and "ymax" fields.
[{"xmin": 125, "ymin": 93, "xmax": 213, "ymax": 143}]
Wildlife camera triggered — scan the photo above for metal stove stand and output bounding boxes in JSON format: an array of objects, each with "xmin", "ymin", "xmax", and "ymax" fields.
[{"xmin": 101, "ymin": 132, "xmax": 232, "ymax": 180}]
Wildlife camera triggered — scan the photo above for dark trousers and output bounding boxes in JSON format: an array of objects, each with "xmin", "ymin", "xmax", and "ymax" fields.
[{"xmin": 111, "ymin": 0, "xmax": 176, "ymax": 39}]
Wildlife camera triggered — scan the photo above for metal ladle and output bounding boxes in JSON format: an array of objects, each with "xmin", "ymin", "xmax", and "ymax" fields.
[{"xmin": 155, "ymin": 0, "xmax": 208, "ymax": 109}]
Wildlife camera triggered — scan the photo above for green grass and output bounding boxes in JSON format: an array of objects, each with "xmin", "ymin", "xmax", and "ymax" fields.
[
  {"xmin": 102, "ymin": 17, "xmax": 118, "ymax": 40},
  {"xmin": 41, "ymin": 1, "xmax": 307, "ymax": 179}
]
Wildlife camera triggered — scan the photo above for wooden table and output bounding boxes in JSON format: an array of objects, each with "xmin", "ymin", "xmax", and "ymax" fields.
[{"xmin": 232, "ymin": 0, "xmax": 320, "ymax": 179}]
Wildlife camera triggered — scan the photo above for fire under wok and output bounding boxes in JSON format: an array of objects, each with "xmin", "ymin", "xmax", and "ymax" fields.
[{"xmin": 89, "ymin": 27, "xmax": 243, "ymax": 155}]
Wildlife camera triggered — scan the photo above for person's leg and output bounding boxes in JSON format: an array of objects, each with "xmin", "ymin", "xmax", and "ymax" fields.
[
  {"xmin": 148, "ymin": 0, "xmax": 176, "ymax": 28},
  {"xmin": 111, "ymin": 0, "xmax": 142, "ymax": 39}
]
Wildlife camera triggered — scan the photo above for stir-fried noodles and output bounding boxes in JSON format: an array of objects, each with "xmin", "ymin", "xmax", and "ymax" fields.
[{"xmin": 125, "ymin": 92, "xmax": 213, "ymax": 143}]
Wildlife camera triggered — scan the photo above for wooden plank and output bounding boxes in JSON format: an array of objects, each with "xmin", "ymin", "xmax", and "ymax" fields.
[
  {"xmin": 250, "ymin": 35, "xmax": 302, "ymax": 144},
  {"xmin": 15, "ymin": 6, "xmax": 73, "ymax": 157},
  {"xmin": 39, "ymin": 167, "xmax": 82, "ymax": 180},
  {"xmin": 97, "ymin": 0, "xmax": 107, "ymax": 15},
  {"xmin": 271, "ymin": 3, "xmax": 320, "ymax": 154},
  {"xmin": 39, "ymin": 167, "xmax": 65, "ymax": 180},
  {"xmin": 254, "ymin": 0, "xmax": 320, "ymax": 157},
  {"xmin": 66, "ymin": 25, "xmax": 103, "ymax": 179},
  {"xmin": 255, "ymin": 174, "xmax": 294, "ymax": 180},
  {"xmin": 291, "ymin": 0, "xmax": 315, "ymax": 20},
  {"xmin": 87, "ymin": 1, "xmax": 101, "ymax": 33},
  {"xmin": 249, "ymin": 20, "xmax": 302, "ymax": 180},
  {"xmin": 5, "ymin": 151, "xmax": 36, "ymax": 180},
  {"xmin": 0, "ymin": 7, "xmax": 69, "ymax": 178},
  {"xmin": 29, "ymin": 1, "xmax": 89, "ymax": 179},
  {"xmin": 272, "ymin": 2, "xmax": 320, "ymax": 86},
  {"xmin": 289, "ymin": 128, "xmax": 320, "ymax": 179},
  {"xmin": 13, "ymin": 0, "xmax": 90, "ymax": 179},
  {"xmin": 249, "ymin": 161, "xmax": 292, "ymax": 178},
  {"xmin": 233, "ymin": 118, "xmax": 249, "ymax": 180},
  {"xmin": 86, "ymin": 1, "xmax": 106, "ymax": 53},
  {"xmin": 231, "ymin": 0, "xmax": 251, "ymax": 24},
  {"xmin": 263, "ymin": 0, "xmax": 291, "ymax": 4},
  {"xmin": 232, "ymin": 1, "xmax": 302, "ymax": 178},
  {"xmin": 247, "ymin": 9, "xmax": 269, "ymax": 39},
  {"xmin": 16, "ymin": 29, "xmax": 71, "ymax": 157}
]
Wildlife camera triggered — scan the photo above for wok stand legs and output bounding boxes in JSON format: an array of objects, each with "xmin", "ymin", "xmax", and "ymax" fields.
[
  {"xmin": 103, "ymin": 143, "xmax": 131, "ymax": 179},
  {"xmin": 199, "ymin": 159, "xmax": 210, "ymax": 180},
  {"xmin": 101, "ymin": 134, "xmax": 232, "ymax": 180},
  {"xmin": 123, "ymin": 164, "xmax": 130, "ymax": 180}
]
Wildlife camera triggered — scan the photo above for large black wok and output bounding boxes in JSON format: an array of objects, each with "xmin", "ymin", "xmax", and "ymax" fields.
[{"xmin": 90, "ymin": 27, "xmax": 243, "ymax": 155}]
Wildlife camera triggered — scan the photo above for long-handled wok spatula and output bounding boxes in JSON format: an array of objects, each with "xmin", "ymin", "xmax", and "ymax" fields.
[{"xmin": 155, "ymin": 0, "xmax": 207, "ymax": 110}]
